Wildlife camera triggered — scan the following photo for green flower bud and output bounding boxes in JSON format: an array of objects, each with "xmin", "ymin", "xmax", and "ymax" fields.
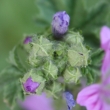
[
  {"xmin": 45, "ymin": 82, "xmax": 63, "ymax": 99},
  {"xmin": 68, "ymin": 44, "xmax": 89, "ymax": 67},
  {"xmin": 28, "ymin": 53, "xmax": 46, "ymax": 67},
  {"xmin": 64, "ymin": 31, "xmax": 84, "ymax": 45},
  {"xmin": 28, "ymin": 36, "xmax": 52, "ymax": 67},
  {"xmin": 63, "ymin": 31, "xmax": 90, "ymax": 67},
  {"xmin": 42, "ymin": 61, "xmax": 58, "ymax": 79},
  {"xmin": 63, "ymin": 66, "xmax": 82, "ymax": 83},
  {"xmin": 22, "ymin": 35, "xmax": 37, "ymax": 52}
]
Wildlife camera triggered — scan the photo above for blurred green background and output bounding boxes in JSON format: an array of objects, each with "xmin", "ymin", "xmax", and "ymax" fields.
[
  {"xmin": 0, "ymin": 0, "xmax": 110, "ymax": 110},
  {"xmin": 0, "ymin": 0, "xmax": 39, "ymax": 109}
]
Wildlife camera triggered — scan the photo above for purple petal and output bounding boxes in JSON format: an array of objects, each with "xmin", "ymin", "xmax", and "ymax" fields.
[
  {"xmin": 63, "ymin": 92, "xmax": 75, "ymax": 110},
  {"xmin": 23, "ymin": 77, "xmax": 40, "ymax": 93},
  {"xmin": 77, "ymin": 84, "xmax": 100, "ymax": 106},
  {"xmin": 102, "ymin": 70, "xmax": 110, "ymax": 85},
  {"xmin": 20, "ymin": 93, "xmax": 54, "ymax": 110},
  {"xmin": 24, "ymin": 36, "xmax": 32, "ymax": 44},
  {"xmin": 77, "ymin": 84, "xmax": 101, "ymax": 110},
  {"xmin": 101, "ymin": 42, "xmax": 110, "ymax": 75},
  {"xmin": 100, "ymin": 26, "xmax": 110, "ymax": 51},
  {"xmin": 52, "ymin": 11, "xmax": 70, "ymax": 36},
  {"xmin": 77, "ymin": 84, "xmax": 110, "ymax": 110}
]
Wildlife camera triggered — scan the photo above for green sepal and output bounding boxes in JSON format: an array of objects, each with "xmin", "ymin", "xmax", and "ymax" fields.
[
  {"xmin": 63, "ymin": 66, "xmax": 82, "ymax": 83},
  {"xmin": 42, "ymin": 60, "xmax": 58, "ymax": 80},
  {"xmin": 31, "ymin": 36, "xmax": 52, "ymax": 56},
  {"xmin": 28, "ymin": 54, "xmax": 46, "ymax": 67}
]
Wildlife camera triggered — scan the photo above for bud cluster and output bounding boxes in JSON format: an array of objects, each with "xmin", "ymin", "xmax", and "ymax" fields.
[
  {"xmin": 20, "ymin": 11, "xmax": 90, "ymax": 103},
  {"xmin": 21, "ymin": 31, "xmax": 90, "ymax": 97}
]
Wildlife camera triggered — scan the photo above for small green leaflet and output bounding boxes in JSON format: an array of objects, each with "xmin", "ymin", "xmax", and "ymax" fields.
[{"xmin": 0, "ymin": 66, "xmax": 24, "ymax": 110}]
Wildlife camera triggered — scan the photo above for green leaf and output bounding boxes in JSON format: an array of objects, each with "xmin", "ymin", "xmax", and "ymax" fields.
[
  {"xmin": 69, "ymin": 0, "xmax": 87, "ymax": 28},
  {"xmin": 36, "ymin": 0, "xmax": 69, "ymax": 26},
  {"xmin": 81, "ymin": 66, "xmax": 98, "ymax": 84},
  {"xmin": 3, "ymin": 81, "xmax": 23, "ymax": 110},
  {"xmin": 0, "ymin": 66, "xmax": 24, "ymax": 110},
  {"xmin": 81, "ymin": 48, "xmax": 104, "ymax": 84},
  {"xmin": 8, "ymin": 47, "xmax": 18, "ymax": 67},
  {"xmin": 8, "ymin": 46, "xmax": 26, "ymax": 72},
  {"xmin": 81, "ymin": 67, "xmax": 92, "ymax": 84},
  {"xmin": 91, "ymin": 48, "xmax": 104, "ymax": 66},
  {"xmin": 0, "ymin": 66, "xmax": 23, "ymax": 88},
  {"xmin": 86, "ymin": 68, "xmax": 94, "ymax": 84},
  {"xmin": 81, "ymin": 1, "xmax": 109, "ymax": 32}
]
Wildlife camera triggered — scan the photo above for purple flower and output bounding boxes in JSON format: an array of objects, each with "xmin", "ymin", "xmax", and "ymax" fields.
[
  {"xmin": 23, "ymin": 77, "xmax": 40, "ymax": 93},
  {"xmin": 24, "ymin": 36, "xmax": 32, "ymax": 44},
  {"xmin": 100, "ymin": 26, "xmax": 110, "ymax": 74},
  {"xmin": 77, "ymin": 72, "xmax": 110, "ymax": 110},
  {"xmin": 52, "ymin": 11, "xmax": 70, "ymax": 36},
  {"xmin": 63, "ymin": 92, "xmax": 76, "ymax": 110},
  {"xmin": 20, "ymin": 93, "xmax": 54, "ymax": 110}
]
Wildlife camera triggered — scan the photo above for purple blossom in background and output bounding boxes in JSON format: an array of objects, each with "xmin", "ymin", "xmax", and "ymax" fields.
[
  {"xmin": 24, "ymin": 36, "xmax": 32, "ymax": 44},
  {"xmin": 76, "ymin": 26, "xmax": 110, "ymax": 110},
  {"xmin": 20, "ymin": 93, "xmax": 54, "ymax": 110},
  {"xmin": 52, "ymin": 11, "xmax": 70, "ymax": 36},
  {"xmin": 64, "ymin": 92, "xmax": 76, "ymax": 110},
  {"xmin": 23, "ymin": 77, "xmax": 40, "ymax": 93},
  {"xmin": 77, "ymin": 71, "xmax": 110, "ymax": 110},
  {"xmin": 100, "ymin": 26, "xmax": 110, "ymax": 74}
]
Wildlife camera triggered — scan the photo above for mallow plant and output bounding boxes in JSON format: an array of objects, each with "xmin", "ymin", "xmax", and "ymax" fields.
[{"xmin": 0, "ymin": 11, "xmax": 104, "ymax": 110}]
